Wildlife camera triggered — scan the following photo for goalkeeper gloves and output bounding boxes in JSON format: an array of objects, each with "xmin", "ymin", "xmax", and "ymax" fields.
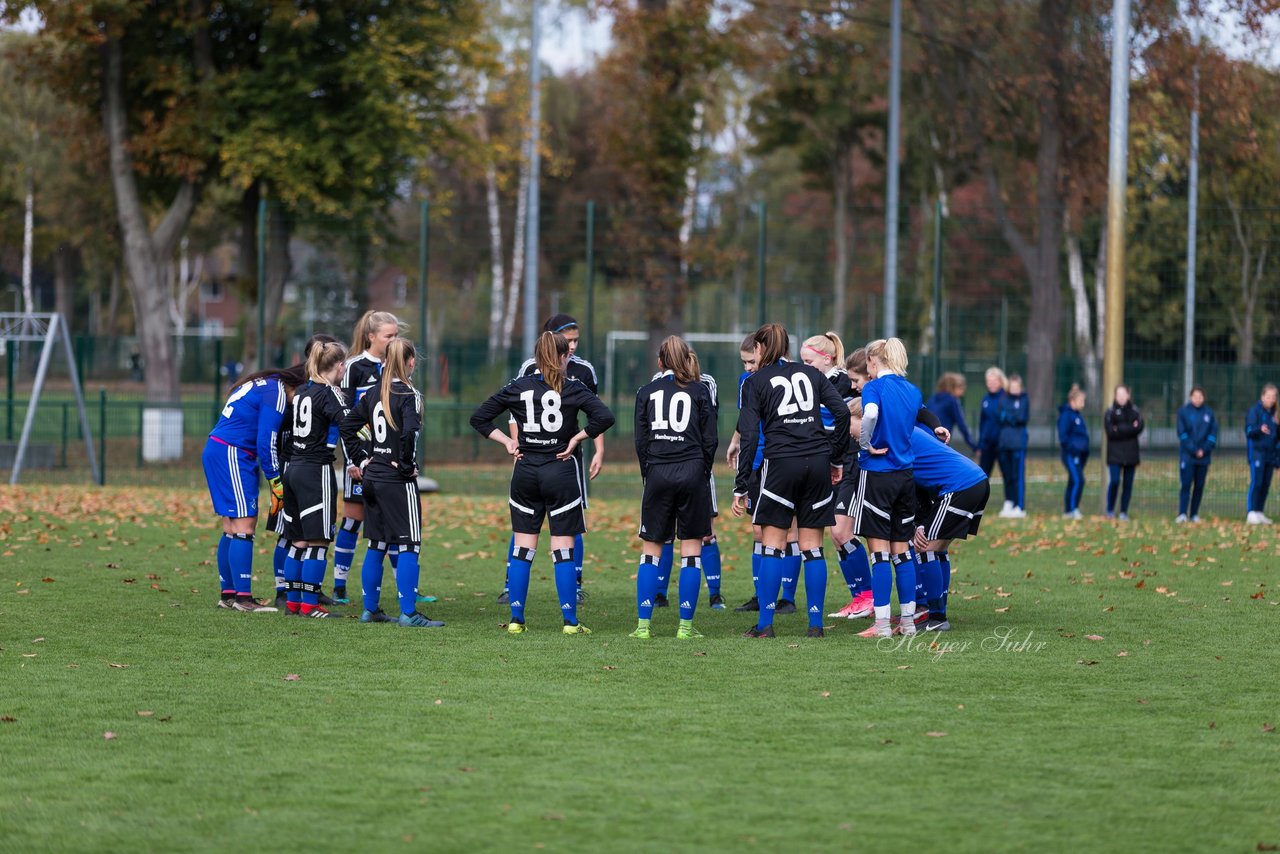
[{"xmin": 268, "ymin": 476, "xmax": 284, "ymax": 516}]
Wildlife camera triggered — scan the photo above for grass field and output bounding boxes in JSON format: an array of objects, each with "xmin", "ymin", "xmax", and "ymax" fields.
[{"xmin": 2, "ymin": 485, "xmax": 1278, "ymax": 852}]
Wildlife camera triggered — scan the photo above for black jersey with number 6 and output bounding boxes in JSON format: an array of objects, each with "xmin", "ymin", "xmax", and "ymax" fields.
[
  {"xmin": 634, "ymin": 373, "xmax": 718, "ymax": 478},
  {"xmin": 289, "ymin": 382, "xmax": 350, "ymax": 464},
  {"xmin": 735, "ymin": 360, "xmax": 849, "ymax": 495},
  {"xmin": 471, "ymin": 375, "xmax": 615, "ymax": 458},
  {"xmin": 340, "ymin": 380, "xmax": 422, "ymax": 480}
]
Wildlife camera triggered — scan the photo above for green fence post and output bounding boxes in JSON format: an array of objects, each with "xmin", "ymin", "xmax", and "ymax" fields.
[
  {"xmin": 585, "ymin": 200, "xmax": 595, "ymax": 359},
  {"xmin": 257, "ymin": 196, "xmax": 267, "ymax": 371},
  {"xmin": 418, "ymin": 197, "xmax": 429, "ymax": 466},
  {"xmin": 931, "ymin": 198, "xmax": 945, "ymax": 382},
  {"xmin": 98, "ymin": 388, "xmax": 107, "ymax": 486},
  {"xmin": 213, "ymin": 338, "xmax": 223, "ymax": 404},
  {"xmin": 61, "ymin": 402, "xmax": 69, "ymax": 468}
]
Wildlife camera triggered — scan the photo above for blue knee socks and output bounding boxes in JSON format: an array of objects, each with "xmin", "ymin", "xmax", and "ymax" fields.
[
  {"xmin": 678, "ymin": 556, "xmax": 701, "ymax": 620},
  {"xmin": 802, "ymin": 547, "xmax": 827, "ymax": 629},
  {"xmin": 637, "ymin": 554, "xmax": 658, "ymax": 620},
  {"xmin": 656, "ymin": 541, "xmax": 674, "ymax": 597},
  {"xmin": 508, "ymin": 546, "xmax": 534, "ymax": 623},
  {"xmin": 892, "ymin": 552, "xmax": 917, "ymax": 618},
  {"xmin": 701, "ymin": 537, "xmax": 721, "ymax": 597},
  {"xmin": 553, "ymin": 547, "xmax": 579, "ymax": 625},
  {"xmin": 334, "ymin": 517, "xmax": 360, "ymax": 593},
  {"xmin": 838, "ymin": 539, "xmax": 869, "ymax": 597},
  {"xmin": 780, "ymin": 542, "xmax": 801, "ymax": 602},
  {"xmin": 871, "ymin": 550, "xmax": 893, "ymax": 620},
  {"xmin": 217, "ymin": 534, "xmax": 233, "ymax": 597},
  {"xmin": 394, "ymin": 546, "xmax": 419, "ymax": 617},
  {"xmin": 284, "ymin": 546, "xmax": 303, "ymax": 610},
  {"xmin": 360, "ymin": 542, "xmax": 387, "ymax": 613},
  {"xmin": 919, "ymin": 551, "xmax": 943, "ymax": 616},
  {"xmin": 751, "ymin": 541, "xmax": 763, "ymax": 599},
  {"xmin": 939, "ymin": 551, "xmax": 951, "ymax": 616},
  {"xmin": 574, "ymin": 534, "xmax": 585, "ymax": 590},
  {"xmin": 757, "ymin": 547, "xmax": 785, "ymax": 629},
  {"xmin": 229, "ymin": 533, "xmax": 254, "ymax": 597},
  {"xmin": 301, "ymin": 546, "xmax": 327, "ymax": 608},
  {"xmin": 273, "ymin": 536, "xmax": 288, "ymax": 594}
]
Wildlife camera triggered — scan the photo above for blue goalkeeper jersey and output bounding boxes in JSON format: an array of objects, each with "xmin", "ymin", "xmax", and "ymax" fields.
[
  {"xmin": 909, "ymin": 426, "xmax": 986, "ymax": 494},
  {"xmin": 209, "ymin": 376, "xmax": 288, "ymax": 479}
]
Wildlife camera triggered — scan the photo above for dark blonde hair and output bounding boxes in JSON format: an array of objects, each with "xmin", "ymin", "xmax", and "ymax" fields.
[
  {"xmin": 306, "ymin": 341, "xmax": 348, "ymax": 382},
  {"xmin": 378, "ymin": 338, "xmax": 417, "ymax": 432},
  {"xmin": 846, "ymin": 347, "xmax": 868, "ymax": 378},
  {"xmin": 1067, "ymin": 383, "xmax": 1086, "ymax": 405},
  {"xmin": 752, "ymin": 323, "xmax": 789, "ymax": 367},
  {"xmin": 848, "ymin": 398, "xmax": 863, "ymax": 418},
  {"xmin": 350, "ymin": 310, "xmax": 403, "ymax": 357},
  {"xmin": 936, "ymin": 372, "xmax": 966, "ymax": 395},
  {"xmin": 802, "ymin": 332, "xmax": 845, "ymax": 367},
  {"xmin": 739, "ymin": 333, "xmax": 756, "ymax": 354},
  {"xmin": 535, "ymin": 331, "xmax": 570, "ymax": 394},
  {"xmin": 658, "ymin": 336, "xmax": 700, "ymax": 386}
]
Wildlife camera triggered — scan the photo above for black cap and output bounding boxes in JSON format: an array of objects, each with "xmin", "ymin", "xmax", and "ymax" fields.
[{"xmin": 543, "ymin": 313, "xmax": 579, "ymax": 333}]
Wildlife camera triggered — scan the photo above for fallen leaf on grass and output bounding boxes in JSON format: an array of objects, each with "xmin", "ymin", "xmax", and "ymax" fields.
[
  {"xmin": 1137, "ymin": 699, "xmax": 1148, "ymax": 705},
  {"xmin": 1255, "ymin": 843, "xmax": 1278, "ymax": 852},
  {"xmin": 1209, "ymin": 722, "xmax": 1216, "ymax": 729},
  {"xmin": 880, "ymin": 739, "xmax": 894, "ymax": 745},
  {"xmin": 1, "ymin": 716, "xmax": 15, "ymax": 723},
  {"xmin": 1077, "ymin": 659, "xmax": 1099, "ymax": 666},
  {"xmin": 925, "ymin": 731, "xmax": 947, "ymax": 738},
  {"xmin": 1251, "ymin": 591, "xmax": 1266, "ymax": 600},
  {"xmin": 1135, "ymin": 579, "xmax": 1145, "ymax": 589},
  {"xmin": 896, "ymin": 665, "xmax": 911, "ymax": 670},
  {"xmin": 458, "ymin": 766, "xmax": 475, "ymax": 773},
  {"xmin": 963, "ymin": 594, "xmax": 980, "ymax": 600},
  {"xmin": 32, "ymin": 637, "xmax": 44, "ymax": 643},
  {"xmin": 1264, "ymin": 723, "xmax": 1276, "ymax": 734},
  {"xmin": 137, "ymin": 710, "xmax": 154, "ymax": 717},
  {"xmin": 108, "ymin": 663, "xmax": 128, "ymax": 668},
  {"xmin": 21, "ymin": 653, "xmax": 37, "ymax": 658},
  {"xmin": 994, "ymin": 607, "xmax": 1010, "ymax": 613},
  {"xmin": 1084, "ymin": 634, "xmax": 1104, "ymax": 641},
  {"xmin": 41, "ymin": 577, "xmax": 54, "ymax": 583},
  {"xmin": 283, "ymin": 674, "xmax": 301, "ymax": 681},
  {"xmin": 433, "ymin": 699, "xmax": 442, "ymax": 706},
  {"xmin": 1116, "ymin": 651, "xmax": 1129, "ymax": 657},
  {"xmin": 601, "ymin": 665, "xmax": 617, "ymax": 671},
  {"xmin": 692, "ymin": 651, "xmax": 707, "ymax": 657},
  {"xmin": 820, "ymin": 691, "xmax": 831, "ymax": 698},
  {"xmin": 103, "ymin": 731, "xmax": 117, "ymax": 740}
]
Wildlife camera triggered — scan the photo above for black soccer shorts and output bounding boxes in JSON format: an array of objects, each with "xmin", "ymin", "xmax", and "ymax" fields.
[
  {"xmin": 640, "ymin": 462, "xmax": 712, "ymax": 543},
  {"xmin": 362, "ymin": 477, "xmax": 423, "ymax": 545},
  {"xmin": 918, "ymin": 479, "xmax": 990, "ymax": 542},
  {"xmin": 508, "ymin": 456, "xmax": 586, "ymax": 538},
  {"xmin": 849, "ymin": 468, "xmax": 917, "ymax": 542},
  {"xmin": 283, "ymin": 462, "xmax": 338, "ymax": 542},
  {"xmin": 752, "ymin": 453, "xmax": 837, "ymax": 530}
]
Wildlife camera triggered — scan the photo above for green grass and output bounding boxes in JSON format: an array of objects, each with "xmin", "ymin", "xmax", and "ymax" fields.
[{"xmin": 1, "ymin": 486, "xmax": 1278, "ymax": 852}]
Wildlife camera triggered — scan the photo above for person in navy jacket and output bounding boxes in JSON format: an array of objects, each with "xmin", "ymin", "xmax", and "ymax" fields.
[
  {"xmin": 1057, "ymin": 385, "xmax": 1089, "ymax": 519},
  {"xmin": 996, "ymin": 374, "xmax": 1029, "ymax": 518},
  {"xmin": 925, "ymin": 372, "xmax": 977, "ymax": 451},
  {"xmin": 976, "ymin": 367, "xmax": 1006, "ymax": 477},
  {"xmin": 1244, "ymin": 383, "xmax": 1279, "ymax": 524},
  {"xmin": 1176, "ymin": 386, "xmax": 1216, "ymax": 523}
]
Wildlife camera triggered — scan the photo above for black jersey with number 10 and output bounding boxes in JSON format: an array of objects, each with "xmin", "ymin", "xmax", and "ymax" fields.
[
  {"xmin": 340, "ymin": 380, "xmax": 422, "ymax": 480},
  {"xmin": 634, "ymin": 373, "xmax": 718, "ymax": 478},
  {"xmin": 471, "ymin": 375, "xmax": 615, "ymax": 458},
  {"xmin": 734, "ymin": 360, "xmax": 850, "ymax": 495},
  {"xmin": 289, "ymin": 382, "xmax": 350, "ymax": 464}
]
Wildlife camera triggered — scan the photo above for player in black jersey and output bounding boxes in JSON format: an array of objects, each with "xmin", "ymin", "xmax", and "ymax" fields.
[
  {"xmin": 630, "ymin": 336, "xmax": 718, "ymax": 640},
  {"xmin": 500, "ymin": 314, "xmax": 602, "ymax": 605},
  {"xmin": 732, "ymin": 323, "xmax": 849, "ymax": 638},
  {"xmin": 333, "ymin": 311, "xmax": 403, "ymax": 604},
  {"xmin": 340, "ymin": 339, "xmax": 442, "ymax": 628},
  {"xmin": 280, "ymin": 341, "xmax": 350, "ymax": 617},
  {"xmin": 472, "ymin": 331, "xmax": 616, "ymax": 635}
]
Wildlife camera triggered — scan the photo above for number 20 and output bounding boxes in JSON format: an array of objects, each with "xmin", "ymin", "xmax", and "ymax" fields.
[{"xmin": 770, "ymin": 374, "xmax": 814, "ymax": 416}]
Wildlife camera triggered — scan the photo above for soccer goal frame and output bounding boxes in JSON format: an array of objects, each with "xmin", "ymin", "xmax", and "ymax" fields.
[
  {"xmin": 604, "ymin": 331, "xmax": 749, "ymax": 407},
  {"xmin": 0, "ymin": 313, "xmax": 99, "ymax": 485}
]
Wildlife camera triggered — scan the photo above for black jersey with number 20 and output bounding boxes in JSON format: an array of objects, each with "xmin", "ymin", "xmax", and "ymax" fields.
[
  {"xmin": 471, "ymin": 375, "xmax": 615, "ymax": 458},
  {"xmin": 735, "ymin": 360, "xmax": 849, "ymax": 495}
]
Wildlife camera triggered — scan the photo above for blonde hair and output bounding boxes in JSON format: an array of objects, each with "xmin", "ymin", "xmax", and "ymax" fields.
[
  {"xmin": 1067, "ymin": 383, "xmax": 1086, "ymax": 405},
  {"xmin": 535, "ymin": 331, "xmax": 570, "ymax": 394},
  {"xmin": 847, "ymin": 398, "xmax": 863, "ymax": 418},
  {"xmin": 802, "ymin": 332, "xmax": 844, "ymax": 368},
  {"xmin": 378, "ymin": 339, "xmax": 416, "ymax": 432},
  {"xmin": 350, "ymin": 310, "xmax": 403, "ymax": 357},
  {"xmin": 936, "ymin": 372, "xmax": 966, "ymax": 395},
  {"xmin": 306, "ymin": 341, "xmax": 348, "ymax": 382},
  {"xmin": 658, "ymin": 336, "xmax": 700, "ymax": 386},
  {"xmin": 985, "ymin": 366, "xmax": 1008, "ymax": 388},
  {"xmin": 866, "ymin": 337, "xmax": 908, "ymax": 376}
]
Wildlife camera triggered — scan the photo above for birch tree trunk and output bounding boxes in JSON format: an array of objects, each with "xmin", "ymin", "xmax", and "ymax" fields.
[
  {"xmin": 22, "ymin": 173, "xmax": 34, "ymax": 315},
  {"xmin": 831, "ymin": 148, "xmax": 851, "ymax": 335},
  {"xmin": 501, "ymin": 160, "xmax": 528, "ymax": 352},
  {"xmin": 1065, "ymin": 211, "xmax": 1099, "ymax": 399}
]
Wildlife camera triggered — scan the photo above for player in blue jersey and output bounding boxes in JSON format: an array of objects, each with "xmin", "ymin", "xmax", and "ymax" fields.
[
  {"xmin": 202, "ymin": 361, "xmax": 308, "ymax": 611},
  {"xmin": 996, "ymin": 374, "xmax": 1029, "ymax": 518},
  {"xmin": 332, "ymin": 311, "xmax": 403, "ymax": 604},
  {"xmin": 1176, "ymin": 386, "xmax": 1217, "ymax": 523},
  {"xmin": 631, "ymin": 337, "xmax": 718, "ymax": 639},
  {"xmin": 925, "ymin": 372, "xmax": 977, "ymax": 451},
  {"xmin": 1244, "ymin": 383, "xmax": 1278, "ymax": 524},
  {"xmin": 902, "ymin": 416, "xmax": 989, "ymax": 631},
  {"xmin": 848, "ymin": 338, "xmax": 923, "ymax": 639},
  {"xmin": 472, "ymin": 332, "xmax": 616, "ymax": 635},
  {"xmin": 1058, "ymin": 385, "xmax": 1089, "ymax": 519},
  {"xmin": 726, "ymin": 334, "xmax": 766, "ymax": 612}
]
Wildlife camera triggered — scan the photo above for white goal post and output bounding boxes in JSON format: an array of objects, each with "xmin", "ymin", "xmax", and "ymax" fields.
[{"xmin": 0, "ymin": 313, "xmax": 100, "ymax": 485}]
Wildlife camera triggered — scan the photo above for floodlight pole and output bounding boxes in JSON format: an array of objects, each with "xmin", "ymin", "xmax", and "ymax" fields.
[
  {"xmin": 522, "ymin": 0, "xmax": 543, "ymax": 356},
  {"xmin": 1183, "ymin": 25, "xmax": 1201, "ymax": 401},
  {"xmin": 1102, "ymin": 0, "xmax": 1131, "ymax": 507},
  {"xmin": 882, "ymin": 0, "xmax": 902, "ymax": 338}
]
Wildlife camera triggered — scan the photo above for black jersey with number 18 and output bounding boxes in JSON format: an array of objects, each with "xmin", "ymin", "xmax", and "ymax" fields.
[{"xmin": 471, "ymin": 375, "xmax": 615, "ymax": 458}]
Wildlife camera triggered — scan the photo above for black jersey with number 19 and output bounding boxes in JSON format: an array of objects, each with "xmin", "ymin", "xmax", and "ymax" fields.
[
  {"xmin": 471, "ymin": 375, "xmax": 615, "ymax": 458},
  {"xmin": 289, "ymin": 382, "xmax": 350, "ymax": 464},
  {"xmin": 734, "ymin": 360, "xmax": 850, "ymax": 496}
]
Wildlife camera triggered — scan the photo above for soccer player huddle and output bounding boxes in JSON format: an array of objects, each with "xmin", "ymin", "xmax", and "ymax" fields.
[
  {"xmin": 203, "ymin": 311, "xmax": 439, "ymax": 626},
  {"xmin": 202, "ymin": 309, "xmax": 991, "ymax": 639}
]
